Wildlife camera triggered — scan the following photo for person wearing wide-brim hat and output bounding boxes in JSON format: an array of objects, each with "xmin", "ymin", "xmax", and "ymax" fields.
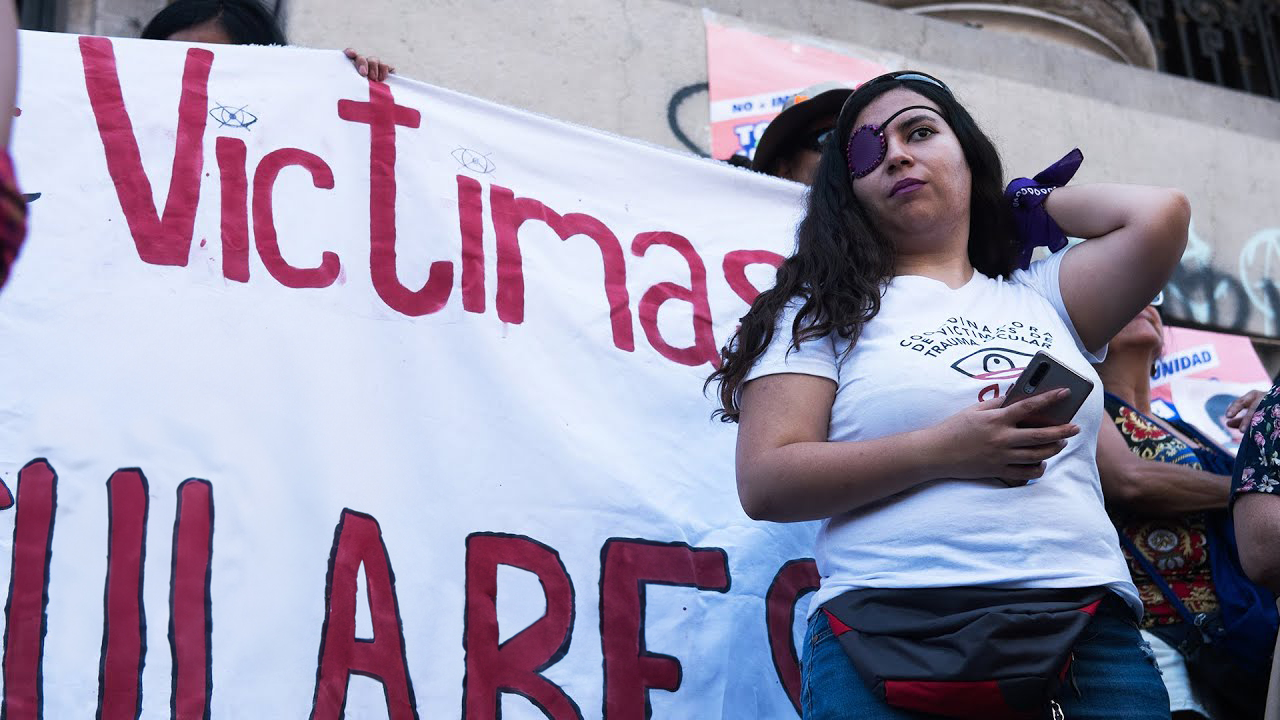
[{"xmin": 751, "ymin": 81, "xmax": 853, "ymax": 185}]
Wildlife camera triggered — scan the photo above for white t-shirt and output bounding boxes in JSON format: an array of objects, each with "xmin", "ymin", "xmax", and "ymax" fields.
[{"xmin": 744, "ymin": 250, "xmax": 1142, "ymax": 618}]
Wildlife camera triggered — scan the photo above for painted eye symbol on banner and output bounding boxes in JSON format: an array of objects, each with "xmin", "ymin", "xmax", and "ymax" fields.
[
  {"xmin": 452, "ymin": 147, "xmax": 495, "ymax": 174},
  {"xmin": 949, "ymin": 348, "xmax": 1035, "ymax": 381},
  {"xmin": 209, "ymin": 103, "xmax": 258, "ymax": 130}
]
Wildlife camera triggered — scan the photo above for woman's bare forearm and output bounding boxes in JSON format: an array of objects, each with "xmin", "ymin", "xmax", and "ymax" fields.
[
  {"xmin": 1097, "ymin": 419, "xmax": 1230, "ymax": 515},
  {"xmin": 736, "ymin": 429, "xmax": 942, "ymax": 523},
  {"xmin": 1045, "ymin": 184, "xmax": 1189, "ymax": 245},
  {"xmin": 1106, "ymin": 461, "xmax": 1230, "ymax": 515},
  {"xmin": 737, "ymin": 390, "xmax": 1078, "ymax": 522}
]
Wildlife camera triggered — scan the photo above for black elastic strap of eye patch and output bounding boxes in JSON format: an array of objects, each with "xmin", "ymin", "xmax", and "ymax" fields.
[{"xmin": 869, "ymin": 105, "xmax": 945, "ymax": 138}]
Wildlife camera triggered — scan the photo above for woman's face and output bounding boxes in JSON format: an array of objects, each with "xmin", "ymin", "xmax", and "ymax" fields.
[{"xmin": 848, "ymin": 88, "xmax": 971, "ymax": 247}]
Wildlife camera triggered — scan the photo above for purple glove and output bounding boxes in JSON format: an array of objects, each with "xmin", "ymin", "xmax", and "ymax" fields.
[{"xmin": 1006, "ymin": 148, "xmax": 1083, "ymax": 270}]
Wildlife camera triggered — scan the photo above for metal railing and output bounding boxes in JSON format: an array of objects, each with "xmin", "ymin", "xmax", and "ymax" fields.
[{"xmin": 1132, "ymin": 0, "xmax": 1280, "ymax": 99}]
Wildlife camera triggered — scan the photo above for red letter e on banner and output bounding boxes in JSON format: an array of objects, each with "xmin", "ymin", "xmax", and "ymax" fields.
[{"xmin": 599, "ymin": 539, "xmax": 730, "ymax": 720}]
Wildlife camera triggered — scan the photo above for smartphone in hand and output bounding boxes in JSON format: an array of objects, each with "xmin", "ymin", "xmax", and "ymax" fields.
[{"xmin": 1000, "ymin": 351, "xmax": 1095, "ymax": 428}]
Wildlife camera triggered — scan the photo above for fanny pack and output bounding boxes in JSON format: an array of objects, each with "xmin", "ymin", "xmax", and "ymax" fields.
[{"xmin": 822, "ymin": 586, "xmax": 1108, "ymax": 720}]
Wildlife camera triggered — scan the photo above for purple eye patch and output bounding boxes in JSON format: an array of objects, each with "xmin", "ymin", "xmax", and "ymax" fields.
[{"xmin": 846, "ymin": 105, "xmax": 945, "ymax": 179}]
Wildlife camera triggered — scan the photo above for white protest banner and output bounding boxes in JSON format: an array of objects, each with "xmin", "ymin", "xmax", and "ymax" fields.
[{"xmin": 0, "ymin": 31, "xmax": 816, "ymax": 718}]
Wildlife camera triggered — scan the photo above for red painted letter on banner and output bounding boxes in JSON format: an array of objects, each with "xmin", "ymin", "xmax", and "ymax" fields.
[
  {"xmin": 765, "ymin": 559, "xmax": 820, "ymax": 714},
  {"xmin": 216, "ymin": 138, "xmax": 250, "ymax": 283},
  {"xmin": 2, "ymin": 459, "xmax": 57, "ymax": 719},
  {"xmin": 490, "ymin": 185, "xmax": 634, "ymax": 351},
  {"xmin": 171, "ymin": 479, "xmax": 214, "ymax": 720},
  {"xmin": 80, "ymin": 36, "xmax": 210, "ymax": 267},
  {"xmin": 252, "ymin": 148, "xmax": 340, "ymax": 288},
  {"xmin": 462, "ymin": 533, "xmax": 581, "ymax": 720},
  {"xmin": 311, "ymin": 510, "xmax": 417, "ymax": 720},
  {"xmin": 599, "ymin": 539, "xmax": 730, "ymax": 720},
  {"xmin": 339, "ymin": 81, "xmax": 452, "ymax": 316},
  {"xmin": 722, "ymin": 250, "xmax": 784, "ymax": 306},
  {"xmin": 632, "ymin": 232, "xmax": 719, "ymax": 367},
  {"xmin": 98, "ymin": 469, "xmax": 149, "ymax": 720},
  {"xmin": 458, "ymin": 174, "xmax": 486, "ymax": 313}
]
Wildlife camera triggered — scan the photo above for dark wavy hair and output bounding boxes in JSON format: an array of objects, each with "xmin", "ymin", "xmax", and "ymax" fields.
[
  {"xmin": 141, "ymin": 0, "xmax": 287, "ymax": 46},
  {"xmin": 708, "ymin": 76, "xmax": 1018, "ymax": 422}
]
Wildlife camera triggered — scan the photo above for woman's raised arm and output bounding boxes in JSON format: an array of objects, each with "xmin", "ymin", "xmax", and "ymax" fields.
[{"xmin": 1048, "ymin": 184, "xmax": 1190, "ymax": 352}]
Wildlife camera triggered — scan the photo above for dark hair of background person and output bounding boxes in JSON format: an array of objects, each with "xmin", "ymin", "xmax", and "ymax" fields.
[
  {"xmin": 141, "ymin": 0, "xmax": 286, "ymax": 46},
  {"xmin": 708, "ymin": 77, "xmax": 1019, "ymax": 421}
]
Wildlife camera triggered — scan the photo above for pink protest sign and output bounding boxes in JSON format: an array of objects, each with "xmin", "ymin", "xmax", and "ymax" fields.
[
  {"xmin": 704, "ymin": 19, "xmax": 888, "ymax": 160},
  {"xmin": 1152, "ymin": 325, "xmax": 1270, "ymax": 397},
  {"xmin": 1151, "ymin": 326, "xmax": 1272, "ymax": 453}
]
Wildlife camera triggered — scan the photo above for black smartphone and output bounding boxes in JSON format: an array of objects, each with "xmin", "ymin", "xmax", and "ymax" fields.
[{"xmin": 999, "ymin": 351, "xmax": 1095, "ymax": 428}]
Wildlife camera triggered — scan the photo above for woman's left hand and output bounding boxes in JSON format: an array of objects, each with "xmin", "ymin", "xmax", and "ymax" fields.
[
  {"xmin": 1227, "ymin": 389, "xmax": 1268, "ymax": 430},
  {"xmin": 344, "ymin": 48, "xmax": 395, "ymax": 82}
]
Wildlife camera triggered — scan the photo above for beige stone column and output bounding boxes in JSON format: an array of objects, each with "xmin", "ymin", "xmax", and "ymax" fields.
[{"xmin": 873, "ymin": 0, "xmax": 1158, "ymax": 68}]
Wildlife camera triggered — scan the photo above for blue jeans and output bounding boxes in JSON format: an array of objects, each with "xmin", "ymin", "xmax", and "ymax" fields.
[{"xmin": 801, "ymin": 594, "xmax": 1171, "ymax": 719}]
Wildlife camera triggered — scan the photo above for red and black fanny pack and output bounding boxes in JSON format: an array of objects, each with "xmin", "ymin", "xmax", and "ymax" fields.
[{"xmin": 822, "ymin": 586, "xmax": 1108, "ymax": 720}]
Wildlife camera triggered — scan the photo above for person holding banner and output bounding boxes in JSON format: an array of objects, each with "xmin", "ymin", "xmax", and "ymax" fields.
[
  {"xmin": 141, "ymin": 0, "xmax": 395, "ymax": 81},
  {"xmin": 751, "ymin": 81, "xmax": 852, "ymax": 185},
  {"xmin": 1095, "ymin": 298, "xmax": 1276, "ymax": 719},
  {"xmin": 711, "ymin": 71, "xmax": 1188, "ymax": 718}
]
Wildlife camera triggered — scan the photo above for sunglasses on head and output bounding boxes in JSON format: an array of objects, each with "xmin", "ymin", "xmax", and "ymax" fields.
[
  {"xmin": 838, "ymin": 71, "xmax": 953, "ymax": 179},
  {"xmin": 807, "ymin": 127, "xmax": 836, "ymax": 153}
]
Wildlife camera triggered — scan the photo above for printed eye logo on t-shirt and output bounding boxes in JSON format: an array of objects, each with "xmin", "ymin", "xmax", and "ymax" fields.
[
  {"xmin": 897, "ymin": 316, "xmax": 1056, "ymax": 401},
  {"xmin": 949, "ymin": 348, "xmax": 1035, "ymax": 380}
]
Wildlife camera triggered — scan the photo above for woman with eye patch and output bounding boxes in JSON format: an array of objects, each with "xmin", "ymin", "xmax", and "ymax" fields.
[{"xmin": 708, "ymin": 72, "xmax": 1189, "ymax": 719}]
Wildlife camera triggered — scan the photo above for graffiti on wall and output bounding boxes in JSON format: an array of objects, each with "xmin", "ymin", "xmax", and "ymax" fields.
[
  {"xmin": 1164, "ymin": 222, "xmax": 1280, "ymax": 337},
  {"xmin": 667, "ymin": 81, "xmax": 710, "ymax": 158}
]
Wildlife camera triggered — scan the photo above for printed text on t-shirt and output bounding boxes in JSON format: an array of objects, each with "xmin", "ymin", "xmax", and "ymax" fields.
[{"xmin": 899, "ymin": 317, "xmax": 1055, "ymax": 358}]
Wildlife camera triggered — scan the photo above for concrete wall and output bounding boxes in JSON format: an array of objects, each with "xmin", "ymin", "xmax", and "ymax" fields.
[
  {"xmin": 64, "ymin": 0, "xmax": 165, "ymax": 40},
  {"xmin": 53, "ymin": 0, "xmax": 1280, "ymax": 350}
]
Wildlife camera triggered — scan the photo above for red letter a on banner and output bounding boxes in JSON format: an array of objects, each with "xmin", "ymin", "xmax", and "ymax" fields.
[
  {"xmin": 79, "ymin": 36, "xmax": 210, "ymax": 267},
  {"xmin": 311, "ymin": 510, "xmax": 418, "ymax": 720},
  {"xmin": 462, "ymin": 533, "xmax": 581, "ymax": 720},
  {"xmin": 721, "ymin": 250, "xmax": 784, "ymax": 306},
  {"xmin": 631, "ymin": 232, "xmax": 719, "ymax": 367},
  {"xmin": 2, "ymin": 459, "xmax": 58, "ymax": 719},
  {"xmin": 599, "ymin": 539, "xmax": 730, "ymax": 720}
]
